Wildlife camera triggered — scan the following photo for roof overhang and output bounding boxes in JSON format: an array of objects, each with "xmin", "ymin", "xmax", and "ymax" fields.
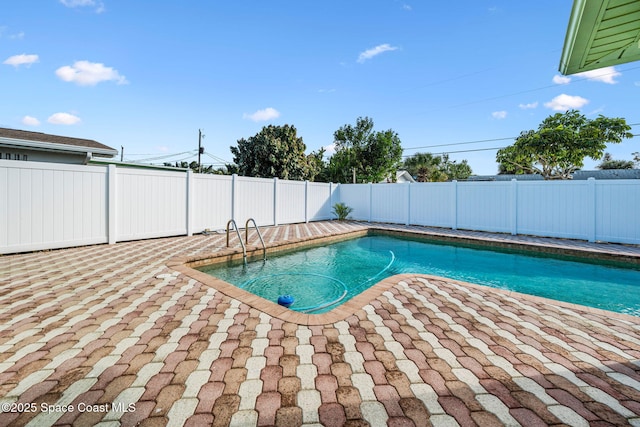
[
  {"xmin": 0, "ymin": 136, "xmax": 118, "ymax": 158},
  {"xmin": 559, "ymin": 0, "xmax": 640, "ymax": 75}
]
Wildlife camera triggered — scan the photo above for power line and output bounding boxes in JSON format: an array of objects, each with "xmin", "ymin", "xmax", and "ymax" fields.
[
  {"xmin": 402, "ymin": 122, "xmax": 640, "ymax": 153},
  {"xmin": 403, "ymin": 137, "xmax": 516, "ymax": 151},
  {"xmin": 402, "ymin": 146, "xmax": 507, "ymax": 158},
  {"xmin": 125, "ymin": 120, "xmax": 639, "ymax": 163},
  {"xmin": 204, "ymin": 152, "xmax": 231, "ymax": 164},
  {"xmin": 452, "ymin": 65, "xmax": 640, "ymax": 108},
  {"xmin": 132, "ymin": 150, "xmax": 197, "ymax": 162}
]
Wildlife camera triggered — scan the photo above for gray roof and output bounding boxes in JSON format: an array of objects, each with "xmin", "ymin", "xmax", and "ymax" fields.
[
  {"xmin": 0, "ymin": 127, "xmax": 117, "ymax": 157},
  {"xmin": 467, "ymin": 170, "xmax": 640, "ymax": 181},
  {"xmin": 466, "ymin": 174, "xmax": 544, "ymax": 181},
  {"xmin": 573, "ymin": 169, "xmax": 640, "ymax": 180}
]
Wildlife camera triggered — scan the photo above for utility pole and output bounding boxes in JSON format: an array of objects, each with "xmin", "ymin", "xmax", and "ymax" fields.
[
  {"xmin": 120, "ymin": 146, "xmax": 123, "ymax": 162},
  {"xmin": 198, "ymin": 129, "xmax": 205, "ymax": 173}
]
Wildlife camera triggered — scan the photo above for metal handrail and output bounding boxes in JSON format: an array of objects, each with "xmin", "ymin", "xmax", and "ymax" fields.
[
  {"xmin": 226, "ymin": 219, "xmax": 247, "ymax": 262},
  {"xmin": 245, "ymin": 218, "xmax": 267, "ymax": 261}
]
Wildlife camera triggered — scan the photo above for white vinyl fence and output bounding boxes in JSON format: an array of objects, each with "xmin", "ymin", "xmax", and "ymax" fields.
[
  {"xmin": 0, "ymin": 160, "xmax": 337, "ymax": 254},
  {"xmin": 2, "ymin": 159, "xmax": 640, "ymax": 254},
  {"xmin": 340, "ymin": 179, "xmax": 640, "ymax": 245}
]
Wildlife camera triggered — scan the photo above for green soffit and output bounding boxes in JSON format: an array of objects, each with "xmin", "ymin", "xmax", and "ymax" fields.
[{"xmin": 559, "ymin": 0, "xmax": 640, "ymax": 75}]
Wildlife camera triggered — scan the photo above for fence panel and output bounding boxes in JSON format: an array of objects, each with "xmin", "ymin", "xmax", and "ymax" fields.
[
  {"xmin": 595, "ymin": 180, "xmax": 640, "ymax": 244},
  {"xmin": 409, "ymin": 183, "xmax": 453, "ymax": 228},
  {"xmin": 0, "ymin": 160, "xmax": 108, "ymax": 253},
  {"xmin": 371, "ymin": 184, "xmax": 408, "ymax": 224},
  {"xmin": 339, "ymin": 184, "xmax": 370, "ymax": 221},
  {"xmin": 116, "ymin": 168, "xmax": 187, "ymax": 241},
  {"xmin": 234, "ymin": 176, "xmax": 275, "ymax": 226},
  {"xmin": 277, "ymin": 179, "xmax": 306, "ymax": 224},
  {"xmin": 516, "ymin": 181, "xmax": 590, "ymax": 240},
  {"xmin": 307, "ymin": 182, "xmax": 335, "ymax": 221},
  {"xmin": 457, "ymin": 181, "xmax": 512, "ymax": 233},
  {"xmin": 192, "ymin": 174, "xmax": 233, "ymax": 232}
]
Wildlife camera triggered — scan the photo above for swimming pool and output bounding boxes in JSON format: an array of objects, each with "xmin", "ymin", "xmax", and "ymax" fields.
[{"xmin": 197, "ymin": 234, "xmax": 640, "ymax": 316}]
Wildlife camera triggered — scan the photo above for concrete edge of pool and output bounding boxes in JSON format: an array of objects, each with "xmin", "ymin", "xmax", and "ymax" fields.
[{"xmin": 169, "ymin": 225, "xmax": 640, "ymax": 325}]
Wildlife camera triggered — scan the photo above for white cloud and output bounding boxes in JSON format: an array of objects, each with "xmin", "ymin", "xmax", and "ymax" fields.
[
  {"xmin": 48, "ymin": 112, "xmax": 81, "ymax": 125},
  {"xmin": 22, "ymin": 116, "xmax": 41, "ymax": 126},
  {"xmin": 243, "ymin": 107, "xmax": 280, "ymax": 122},
  {"xmin": 3, "ymin": 54, "xmax": 39, "ymax": 67},
  {"xmin": 0, "ymin": 27, "xmax": 25, "ymax": 40},
  {"xmin": 519, "ymin": 101, "xmax": 538, "ymax": 109},
  {"xmin": 60, "ymin": 0, "xmax": 94, "ymax": 5},
  {"xmin": 552, "ymin": 75, "xmax": 571, "ymax": 85},
  {"xmin": 357, "ymin": 44, "xmax": 399, "ymax": 63},
  {"xmin": 544, "ymin": 94, "xmax": 589, "ymax": 111},
  {"xmin": 575, "ymin": 66, "xmax": 621, "ymax": 84},
  {"xmin": 492, "ymin": 111, "xmax": 507, "ymax": 119},
  {"xmin": 56, "ymin": 60, "xmax": 127, "ymax": 86},
  {"xmin": 402, "ymin": 4, "xmax": 412, "ymax": 11},
  {"xmin": 554, "ymin": 67, "xmax": 622, "ymax": 85},
  {"xmin": 60, "ymin": 0, "xmax": 105, "ymax": 12}
]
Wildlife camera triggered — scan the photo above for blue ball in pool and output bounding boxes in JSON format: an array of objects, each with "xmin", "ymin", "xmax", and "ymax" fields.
[{"xmin": 277, "ymin": 295, "xmax": 294, "ymax": 308}]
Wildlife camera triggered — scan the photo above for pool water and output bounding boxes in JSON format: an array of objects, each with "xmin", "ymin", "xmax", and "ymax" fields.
[{"xmin": 198, "ymin": 235, "xmax": 640, "ymax": 316}]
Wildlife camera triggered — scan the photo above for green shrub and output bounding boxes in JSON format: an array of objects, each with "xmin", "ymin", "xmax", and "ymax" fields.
[{"xmin": 332, "ymin": 203, "xmax": 354, "ymax": 221}]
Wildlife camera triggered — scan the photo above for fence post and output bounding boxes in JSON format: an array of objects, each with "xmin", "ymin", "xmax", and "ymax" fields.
[
  {"xmin": 329, "ymin": 183, "xmax": 334, "ymax": 219},
  {"xmin": 369, "ymin": 183, "xmax": 373, "ymax": 222},
  {"xmin": 406, "ymin": 182, "xmax": 411, "ymax": 226},
  {"xmin": 510, "ymin": 179, "xmax": 518, "ymax": 235},
  {"xmin": 305, "ymin": 180, "xmax": 309, "ymax": 223},
  {"xmin": 451, "ymin": 180, "xmax": 458, "ymax": 230},
  {"xmin": 186, "ymin": 169, "xmax": 193, "ymax": 236},
  {"xmin": 231, "ymin": 174, "xmax": 237, "ymax": 222},
  {"xmin": 273, "ymin": 177, "xmax": 279, "ymax": 226},
  {"xmin": 587, "ymin": 177, "xmax": 596, "ymax": 242},
  {"xmin": 107, "ymin": 164, "xmax": 117, "ymax": 244}
]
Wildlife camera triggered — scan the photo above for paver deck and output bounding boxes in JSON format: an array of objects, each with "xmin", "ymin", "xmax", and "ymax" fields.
[{"xmin": 1, "ymin": 221, "xmax": 639, "ymax": 427}]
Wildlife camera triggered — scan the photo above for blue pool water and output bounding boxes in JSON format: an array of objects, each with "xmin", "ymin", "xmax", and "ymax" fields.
[{"xmin": 198, "ymin": 235, "xmax": 640, "ymax": 315}]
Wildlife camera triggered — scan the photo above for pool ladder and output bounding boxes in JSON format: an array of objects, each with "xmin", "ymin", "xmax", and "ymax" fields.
[{"xmin": 226, "ymin": 218, "xmax": 267, "ymax": 262}]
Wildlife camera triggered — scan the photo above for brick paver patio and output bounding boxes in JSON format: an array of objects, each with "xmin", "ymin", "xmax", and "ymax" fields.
[{"xmin": 1, "ymin": 221, "xmax": 639, "ymax": 426}]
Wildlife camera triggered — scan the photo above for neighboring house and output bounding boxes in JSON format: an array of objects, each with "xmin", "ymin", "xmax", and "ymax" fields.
[
  {"xmin": 394, "ymin": 170, "xmax": 416, "ymax": 183},
  {"xmin": 0, "ymin": 127, "xmax": 117, "ymax": 165},
  {"xmin": 380, "ymin": 170, "xmax": 416, "ymax": 183}
]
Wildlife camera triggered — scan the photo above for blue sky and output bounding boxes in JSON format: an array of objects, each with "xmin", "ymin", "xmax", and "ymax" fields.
[{"xmin": 1, "ymin": 0, "xmax": 639, "ymax": 175}]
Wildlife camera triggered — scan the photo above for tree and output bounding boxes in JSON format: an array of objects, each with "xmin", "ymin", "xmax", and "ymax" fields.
[
  {"xmin": 404, "ymin": 152, "xmax": 472, "ymax": 182},
  {"xmin": 230, "ymin": 124, "xmax": 321, "ymax": 180},
  {"xmin": 597, "ymin": 153, "xmax": 635, "ymax": 170},
  {"xmin": 403, "ymin": 152, "xmax": 443, "ymax": 182},
  {"xmin": 496, "ymin": 110, "xmax": 632, "ymax": 180},
  {"xmin": 326, "ymin": 117, "xmax": 403, "ymax": 183},
  {"xmin": 497, "ymin": 162, "xmax": 529, "ymax": 175},
  {"xmin": 442, "ymin": 154, "xmax": 473, "ymax": 180}
]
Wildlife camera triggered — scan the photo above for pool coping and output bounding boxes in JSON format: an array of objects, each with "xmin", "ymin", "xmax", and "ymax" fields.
[{"xmin": 168, "ymin": 224, "xmax": 640, "ymax": 325}]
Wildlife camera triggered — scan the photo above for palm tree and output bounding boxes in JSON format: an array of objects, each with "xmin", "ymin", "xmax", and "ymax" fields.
[{"xmin": 403, "ymin": 152, "xmax": 447, "ymax": 182}]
